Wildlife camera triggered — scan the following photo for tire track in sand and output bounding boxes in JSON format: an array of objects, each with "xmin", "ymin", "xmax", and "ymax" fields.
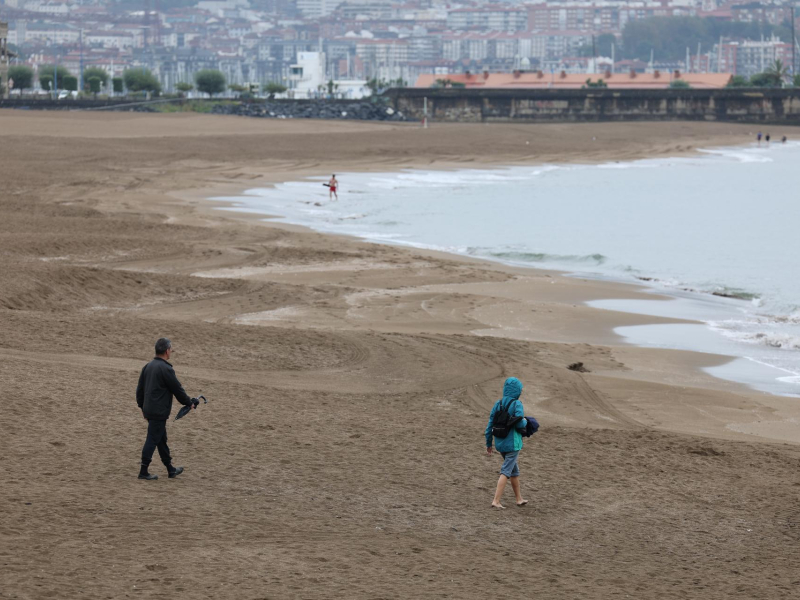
[{"xmin": 0, "ymin": 333, "xmax": 501, "ymax": 396}]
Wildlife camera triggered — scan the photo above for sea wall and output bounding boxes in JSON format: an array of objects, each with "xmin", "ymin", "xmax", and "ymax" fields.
[
  {"xmin": 0, "ymin": 97, "xmax": 408, "ymax": 121},
  {"xmin": 0, "ymin": 98, "xmax": 135, "ymax": 110},
  {"xmin": 385, "ymin": 88, "xmax": 800, "ymax": 123},
  {"xmin": 4, "ymin": 91, "xmax": 799, "ymax": 124},
  {"xmin": 210, "ymin": 99, "xmax": 406, "ymax": 120}
]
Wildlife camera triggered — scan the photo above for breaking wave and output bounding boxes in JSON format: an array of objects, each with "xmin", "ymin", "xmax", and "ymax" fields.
[
  {"xmin": 717, "ymin": 329, "xmax": 800, "ymax": 351},
  {"xmin": 709, "ymin": 286, "xmax": 761, "ymax": 302},
  {"xmin": 468, "ymin": 249, "xmax": 607, "ymax": 266}
]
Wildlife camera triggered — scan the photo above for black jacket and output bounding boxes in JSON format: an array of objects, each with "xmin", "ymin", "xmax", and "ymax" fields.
[{"xmin": 136, "ymin": 357, "xmax": 192, "ymax": 420}]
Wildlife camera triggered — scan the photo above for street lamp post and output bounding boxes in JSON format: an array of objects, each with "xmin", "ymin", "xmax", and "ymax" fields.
[
  {"xmin": 792, "ymin": 5, "xmax": 796, "ymax": 78},
  {"xmin": 79, "ymin": 29, "xmax": 84, "ymax": 92}
]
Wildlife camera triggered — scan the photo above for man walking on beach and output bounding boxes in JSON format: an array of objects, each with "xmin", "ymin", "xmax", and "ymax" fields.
[
  {"xmin": 136, "ymin": 338, "xmax": 195, "ymax": 480},
  {"xmin": 328, "ymin": 174, "xmax": 338, "ymax": 201},
  {"xmin": 485, "ymin": 377, "xmax": 528, "ymax": 509}
]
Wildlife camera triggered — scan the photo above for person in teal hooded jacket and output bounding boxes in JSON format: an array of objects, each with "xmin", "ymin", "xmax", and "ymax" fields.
[{"xmin": 485, "ymin": 377, "xmax": 528, "ymax": 509}]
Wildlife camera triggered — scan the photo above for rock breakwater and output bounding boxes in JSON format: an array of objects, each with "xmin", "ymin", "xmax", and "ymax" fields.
[{"xmin": 211, "ymin": 100, "xmax": 408, "ymax": 121}]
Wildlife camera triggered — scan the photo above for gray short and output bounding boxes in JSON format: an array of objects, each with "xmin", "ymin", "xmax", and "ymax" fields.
[{"xmin": 500, "ymin": 451, "xmax": 520, "ymax": 478}]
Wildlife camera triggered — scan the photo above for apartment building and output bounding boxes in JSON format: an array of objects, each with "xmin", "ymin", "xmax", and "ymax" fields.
[
  {"xmin": 85, "ymin": 30, "xmax": 135, "ymax": 49},
  {"xmin": 24, "ymin": 1, "xmax": 70, "ymax": 16},
  {"xmin": 526, "ymin": 1, "xmax": 695, "ymax": 35},
  {"xmin": 715, "ymin": 37, "xmax": 793, "ymax": 76},
  {"xmin": 9, "ymin": 21, "xmax": 81, "ymax": 45},
  {"xmin": 730, "ymin": 2, "xmax": 793, "ymax": 27},
  {"xmin": 441, "ymin": 31, "xmax": 535, "ymax": 63},
  {"xmin": 296, "ymin": 0, "xmax": 339, "ymax": 19},
  {"xmin": 354, "ymin": 37, "xmax": 408, "ymax": 61},
  {"xmin": 334, "ymin": 0, "xmax": 396, "ymax": 20},
  {"xmin": 530, "ymin": 30, "xmax": 593, "ymax": 61},
  {"xmin": 446, "ymin": 7, "xmax": 528, "ymax": 32}
]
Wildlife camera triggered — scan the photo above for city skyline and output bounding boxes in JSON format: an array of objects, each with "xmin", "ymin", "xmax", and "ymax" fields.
[{"xmin": 1, "ymin": 0, "xmax": 798, "ymax": 96}]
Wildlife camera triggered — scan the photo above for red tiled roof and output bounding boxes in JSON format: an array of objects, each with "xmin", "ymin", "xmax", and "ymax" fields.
[{"xmin": 414, "ymin": 71, "xmax": 734, "ymax": 90}]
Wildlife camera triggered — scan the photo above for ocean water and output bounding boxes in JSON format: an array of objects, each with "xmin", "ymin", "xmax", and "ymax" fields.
[{"xmin": 215, "ymin": 142, "xmax": 800, "ymax": 397}]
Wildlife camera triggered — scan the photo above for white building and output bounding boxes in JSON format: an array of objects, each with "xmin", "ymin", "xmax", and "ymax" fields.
[
  {"xmin": 285, "ymin": 51, "xmax": 370, "ymax": 98},
  {"xmin": 85, "ymin": 31, "xmax": 135, "ymax": 50},
  {"xmin": 296, "ymin": 0, "xmax": 338, "ymax": 19},
  {"xmin": 446, "ymin": 7, "xmax": 528, "ymax": 32},
  {"xmin": 197, "ymin": 0, "xmax": 250, "ymax": 13},
  {"xmin": 10, "ymin": 22, "xmax": 81, "ymax": 45},
  {"xmin": 288, "ymin": 51, "xmax": 326, "ymax": 98},
  {"xmin": 112, "ymin": 26, "xmax": 146, "ymax": 49},
  {"xmin": 24, "ymin": 1, "xmax": 69, "ymax": 16},
  {"xmin": 714, "ymin": 37, "xmax": 793, "ymax": 77},
  {"xmin": 333, "ymin": 79, "xmax": 369, "ymax": 98}
]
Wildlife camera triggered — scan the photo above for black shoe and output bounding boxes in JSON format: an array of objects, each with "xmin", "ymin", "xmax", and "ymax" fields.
[
  {"xmin": 138, "ymin": 472, "xmax": 158, "ymax": 480},
  {"xmin": 168, "ymin": 466, "xmax": 184, "ymax": 479}
]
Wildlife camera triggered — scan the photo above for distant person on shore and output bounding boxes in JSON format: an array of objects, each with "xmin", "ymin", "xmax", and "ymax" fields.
[
  {"xmin": 766, "ymin": 133, "xmax": 771, "ymax": 144},
  {"xmin": 782, "ymin": 135, "xmax": 787, "ymax": 143},
  {"xmin": 328, "ymin": 174, "xmax": 338, "ymax": 201},
  {"xmin": 757, "ymin": 131, "xmax": 763, "ymax": 145},
  {"xmin": 136, "ymin": 338, "xmax": 195, "ymax": 480},
  {"xmin": 485, "ymin": 377, "xmax": 528, "ymax": 509}
]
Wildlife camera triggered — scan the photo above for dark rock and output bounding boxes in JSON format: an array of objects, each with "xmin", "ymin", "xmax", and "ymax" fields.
[
  {"xmin": 210, "ymin": 99, "xmax": 408, "ymax": 122},
  {"xmin": 688, "ymin": 446, "xmax": 725, "ymax": 457}
]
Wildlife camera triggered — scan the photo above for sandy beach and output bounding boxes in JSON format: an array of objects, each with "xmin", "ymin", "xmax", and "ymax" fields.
[{"xmin": 1, "ymin": 111, "xmax": 799, "ymax": 599}]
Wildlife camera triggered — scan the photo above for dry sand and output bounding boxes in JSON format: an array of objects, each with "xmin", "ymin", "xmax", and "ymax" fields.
[{"xmin": 1, "ymin": 111, "xmax": 799, "ymax": 599}]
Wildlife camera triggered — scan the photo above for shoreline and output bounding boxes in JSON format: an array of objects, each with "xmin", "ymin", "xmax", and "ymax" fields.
[
  {"xmin": 5, "ymin": 113, "xmax": 800, "ymax": 599},
  {"xmin": 184, "ymin": 182, "xmax": 800, "ymax": 442},
  {"xmin": 186, "ymin": 152, "xmax": 796, "ymax": 401}
]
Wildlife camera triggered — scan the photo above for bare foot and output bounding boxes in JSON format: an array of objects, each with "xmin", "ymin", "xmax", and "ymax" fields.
[
  {"xmin": 516, "ymin": 500, "xmax": 528, "ymax": 506},
  {"xmin": 491, "ymin": 502, "xmax": 506, "ymax": 509}
]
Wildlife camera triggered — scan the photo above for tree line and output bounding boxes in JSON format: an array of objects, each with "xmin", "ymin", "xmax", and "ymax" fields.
[
  {"xmin": 5, "ymin": 65, "xmax": 289, "ymax": 98},
  {"xmin": 577, "ymin": 16, "xmax": 796, "ymax": 65}
]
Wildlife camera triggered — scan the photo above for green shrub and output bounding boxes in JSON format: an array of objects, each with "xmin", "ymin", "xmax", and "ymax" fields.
[
  {"xmin": 727, "ymin": 75, "xmax": 749, "ymax": 88},
  {"xmin": 39, "ymin": 65, "xmax": 71, "ymax": 90},
  {"xmin": 62, "ymin": 75, "xmax": 78, "ymax": 92},
  {"xmin": 87, "ymin": 76, "xmax": 102, "ymax": 95},
  {"xmin": 194, "ymin": 70, "xmax": 226, "ymax": 97},
  {"xmin": 83, "ymin": 67, "xmax": 109, "ymax": 87},
  {"xmin": 123, "ymin": 68, "xmax": 161, "ymax": 94},
  {"xmin": 8, "ymin": 65, "xmax": 34, "ymax": 90}
]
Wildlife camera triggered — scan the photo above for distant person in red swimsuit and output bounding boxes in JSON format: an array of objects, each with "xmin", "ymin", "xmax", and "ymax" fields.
[{"xmin": 328, "ymin": 174, "xmax": 338, "ymax": 201}]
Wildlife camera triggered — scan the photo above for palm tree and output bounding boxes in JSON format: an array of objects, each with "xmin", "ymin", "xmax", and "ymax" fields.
[
  {"xmin": 764, "ymin": 59, "xmax": 789, "ymax": 87},
  {"xmin": 326, "ymin": 79, "xmax": 339, "ymax": 96}
]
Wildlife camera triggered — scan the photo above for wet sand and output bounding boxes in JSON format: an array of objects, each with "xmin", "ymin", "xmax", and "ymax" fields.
[{"xmin": 1, "ymin": 111, "xmax": 799, "ymax": 599}]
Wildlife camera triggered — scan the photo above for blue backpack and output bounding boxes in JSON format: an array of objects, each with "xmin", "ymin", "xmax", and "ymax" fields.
[{"xmin": 522, "ymin": 416, "xmax": 540, "ymax": 438}]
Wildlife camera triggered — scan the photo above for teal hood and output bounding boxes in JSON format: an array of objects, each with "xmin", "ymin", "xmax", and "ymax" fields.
[{"xmin": 502, "ymin": 377, "xmax": 523, "ymax": 401}]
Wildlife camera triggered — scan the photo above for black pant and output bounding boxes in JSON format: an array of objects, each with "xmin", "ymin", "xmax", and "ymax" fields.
[{"xmin": 141, "ymin": 419, "xmax": 171, "ymax": 468}]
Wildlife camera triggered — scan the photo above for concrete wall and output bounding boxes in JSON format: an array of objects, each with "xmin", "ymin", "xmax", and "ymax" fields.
[
  {"xmin": 385, "ymin": 88, "xmax": 800, "ymax": 123},
  {"xmin": 0, "ymin": 98, "xmax": 140, "ymax": 110}
]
